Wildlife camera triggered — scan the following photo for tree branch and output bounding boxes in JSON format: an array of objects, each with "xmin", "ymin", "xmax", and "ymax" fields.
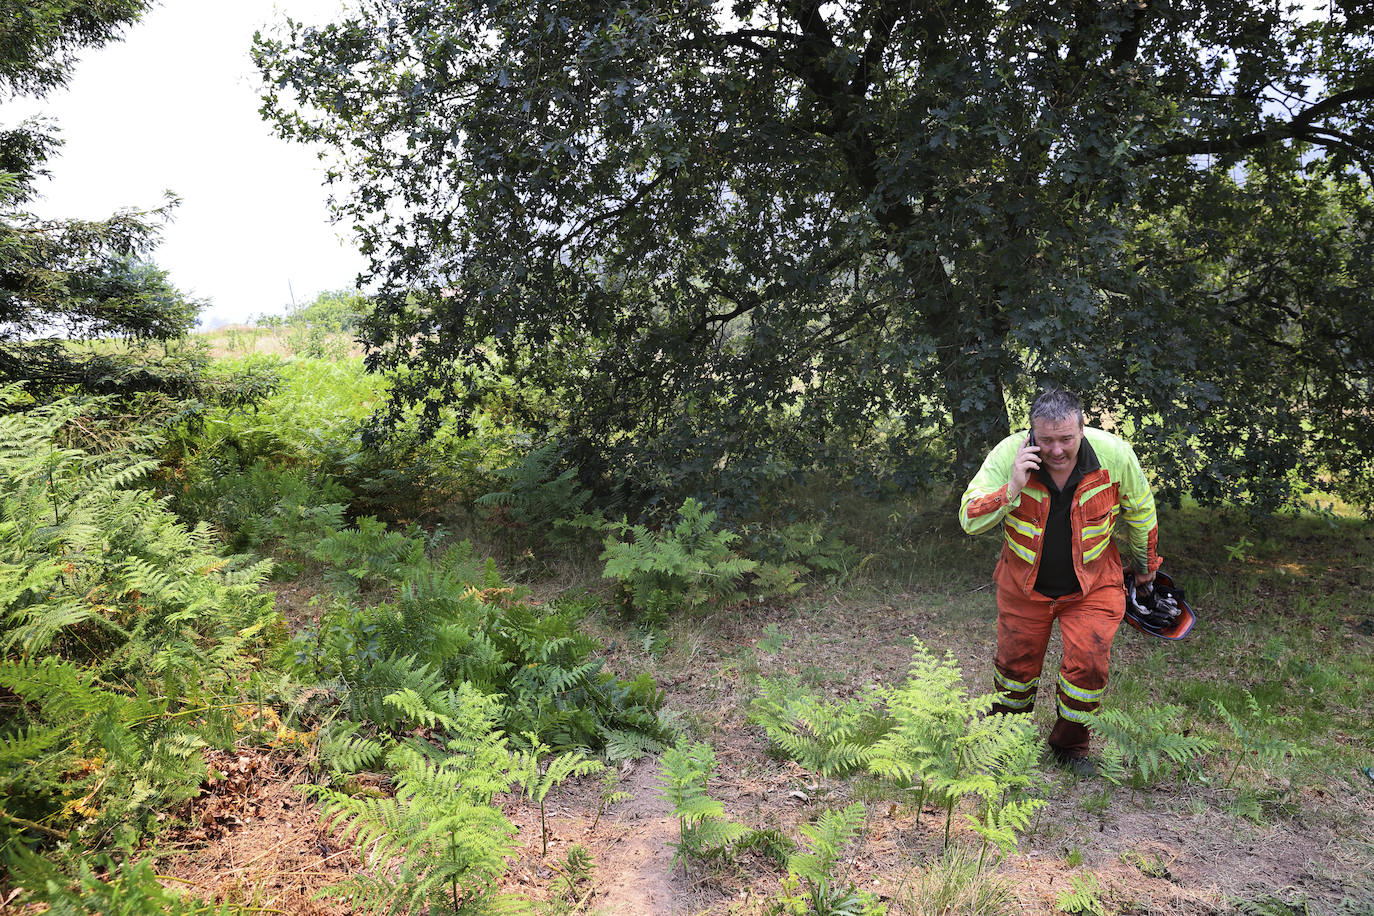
[{"xmin": 1143, "ymin": 81, "xmax": 1374, "ymax": 162}]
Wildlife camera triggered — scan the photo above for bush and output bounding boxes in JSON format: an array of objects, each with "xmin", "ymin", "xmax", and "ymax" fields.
[
  {"xmin": 293, "ymin": 529, "xmax": 667, "ymax": 754},
  {"xmin": 0, "ymin": 392, "xmax": 283, "ymax": 851},
  {"xmin": 601, "ymin": 498, "xmax": 757, "ymax": 623}
]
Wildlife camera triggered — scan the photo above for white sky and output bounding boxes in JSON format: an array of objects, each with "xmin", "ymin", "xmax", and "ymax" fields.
[{"xmin": 7, "ymin": 0, "xmax": 365, "ymax": 328}]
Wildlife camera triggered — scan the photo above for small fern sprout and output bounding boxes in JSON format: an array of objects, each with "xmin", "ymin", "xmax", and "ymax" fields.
[
  {"xmin": 1056, "ymin": 872, "xmax": 1108, "ymax": 916},
  {"xmin": 1212, "ymin": 690, "xmax": 1315, "ymax": 788},
  {"xmin": 592, "ymin": 767, "xmax": 634, "ymax": 831},
  {"xmin": 511, "ymin": 733, "xmax": 605, "ymax": 856},
  {"xmin": 781, "ymin": 803, "xmax": 886, "ymax": 916},
  {"xmin": 659, "ymin": 740, "xmax": 749, "ymax": 869}
]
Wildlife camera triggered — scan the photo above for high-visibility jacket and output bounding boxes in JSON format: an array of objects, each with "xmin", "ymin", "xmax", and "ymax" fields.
[{"xmin": 959, "ymin": 427, "xmax": 1162, "ymax": 597}]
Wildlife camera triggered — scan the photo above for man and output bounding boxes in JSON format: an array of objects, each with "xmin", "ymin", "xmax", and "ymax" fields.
[{"xmin": 958, "ymin": 388, "xmax": 1162, "ymax": 775}]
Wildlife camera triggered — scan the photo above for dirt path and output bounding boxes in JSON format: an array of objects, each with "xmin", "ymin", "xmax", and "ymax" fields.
[{"xmin": 589, "ymin": 757, "xmax": 683, "ymax": 915}]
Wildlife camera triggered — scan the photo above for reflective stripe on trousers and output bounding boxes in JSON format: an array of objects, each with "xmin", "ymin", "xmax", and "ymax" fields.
[{"xmin": 991, "ymin": 582, "xmax": 1125, "ymax": 756}]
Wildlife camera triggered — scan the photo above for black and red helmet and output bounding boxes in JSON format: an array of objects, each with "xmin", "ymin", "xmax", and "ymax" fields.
[{"xmin": 1123, "ymin": 569, "xmax": 1196, "ymax": 640}]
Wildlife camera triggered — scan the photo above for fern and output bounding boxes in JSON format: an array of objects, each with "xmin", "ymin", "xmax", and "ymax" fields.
[
  {"xmin": 866, "ymin": 639, "xmax": 1041, "ymax": 851},
  {"xmin": 659, "ymin": 740, "xmax": 750, "ymax": 869},
  {"xmin": 1087, "ymin": 705, "xmax": 1216, "ymax": 789},
  {"xmin": 307, "ymin": 685, "xmax": 527, "ymax": 915},
  {"xmin": 777, "ymin": 803, "xmax": 886, "ymax": 916},
  {"xmin": 748, "ymin": 677, "xmax": 885, "ymax": 778},
  {"xmin": 292, "ymin": 549, "xmax": 666, "ymax": 754},
  {"xmin": 601, "ymin": 497, "xmax": 758, "ymax": 621},
  {"xmin": 3, "ymin": 849, "xmax": 232, "ymax": 915},
  {"xmin": 476, "ymin": 441, "xmax": 593, "ymax": 552},
  {"xmin": 511, "ymin": 733, "xmax": 604, "ymax": 855},
  {"xmin": 0, "ymin": 396, "xmax": 285, "ymax": 850},
  {"xmin": 1056, "ymin": 873, "xmax": 1108, "ymax": 916},
  {"xmin": 1212, "ymin": 690, "xmax": 1315, "ymax": 787}
]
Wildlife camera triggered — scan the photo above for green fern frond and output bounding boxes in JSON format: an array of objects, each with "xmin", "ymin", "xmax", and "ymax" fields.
[{"xmin": 1088, "ymin": 705, "xmax": 1216, "ymax": 786}]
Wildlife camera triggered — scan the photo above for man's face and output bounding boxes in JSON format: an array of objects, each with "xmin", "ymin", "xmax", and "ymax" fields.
[{"xmin": 1032, "ymin": 415, "xmax": 1084, "ymax": 475}]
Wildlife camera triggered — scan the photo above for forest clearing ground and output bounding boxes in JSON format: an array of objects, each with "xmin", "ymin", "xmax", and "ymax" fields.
[{"xmin": 153, "ymin": 510, "xmax": 1374, "ymax": 915}]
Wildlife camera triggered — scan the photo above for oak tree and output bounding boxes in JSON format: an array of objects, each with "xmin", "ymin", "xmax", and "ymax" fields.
[{"xmin": 256, "ymin": 1, "xmax": 1374, "ymax": 509}]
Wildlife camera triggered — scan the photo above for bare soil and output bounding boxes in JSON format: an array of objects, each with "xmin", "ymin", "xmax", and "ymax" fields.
[{"xmin": 155, "ymin": 584, "xmax": 1374, "ymax": 915}]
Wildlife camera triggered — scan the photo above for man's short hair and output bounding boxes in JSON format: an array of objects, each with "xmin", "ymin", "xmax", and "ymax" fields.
[{"xmin": 1030, "ymin": 388, "xmax": 1084, "ymax": 427}]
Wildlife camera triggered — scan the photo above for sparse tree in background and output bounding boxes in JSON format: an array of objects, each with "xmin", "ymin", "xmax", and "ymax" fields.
[
  {"xmin": 1, "ymin": 0, "xmax": 209, "ymax": 400},
  {"xmin": 256, "ymin": 1, "xmax": 1374, "ymax": 511}
]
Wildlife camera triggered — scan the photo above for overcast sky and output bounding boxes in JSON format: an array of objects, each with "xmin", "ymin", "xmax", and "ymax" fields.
[{"xmin": 9, "ymin": 0, "xmax": 365, "ymax": 328}]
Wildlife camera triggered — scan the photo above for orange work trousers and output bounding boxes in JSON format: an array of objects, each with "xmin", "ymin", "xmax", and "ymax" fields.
[{"xmin": 990, "ymin": 582, "xmax": 1125, "ymax": 757}]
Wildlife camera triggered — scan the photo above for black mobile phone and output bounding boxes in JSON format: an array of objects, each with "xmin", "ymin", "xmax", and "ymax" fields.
[{"xmin": 1027, "ymin": 428, "xmax": 1037, "ymax": 447}]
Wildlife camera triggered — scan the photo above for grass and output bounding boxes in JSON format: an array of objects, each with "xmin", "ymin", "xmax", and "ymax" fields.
[{"xmin": 116, "ymin": 345, "xmax": 1374, "ymax": 909}]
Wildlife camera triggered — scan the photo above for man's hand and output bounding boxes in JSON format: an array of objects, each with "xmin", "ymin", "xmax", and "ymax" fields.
[
  {"xmin": 1134, "ymin": 568, "xmax": 1157, "ymax": 589},
  {"xmin": 1007, "ymin": 436, "xmax": 1041, "ymax": 501}
]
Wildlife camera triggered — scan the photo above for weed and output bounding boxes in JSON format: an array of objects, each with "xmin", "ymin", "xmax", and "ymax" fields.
[
  {"xmin": 757, "ymin": 621, "xmax": 791, "ymax": 654},
  {"xmin": 550, "ymin": 843, "xmax": 595, "ymax": 903},
  {"xmin": 1226, "ymin": 893, "xmax": 1316, "ymax": 915},
  {"xmin": 897, "ymin": 844, "xmax": 1017, "ymax": 916},
  {"xmin": 733, "ymin": 826, "xmax": 796, "ymax": 867},
  {"xmin": 1057, "ymin": 873, "xmax": 1108, "ymax": 916},
  {"xmin": 592, "ymin": 768, "xmax": 633, "ymax": 831}
]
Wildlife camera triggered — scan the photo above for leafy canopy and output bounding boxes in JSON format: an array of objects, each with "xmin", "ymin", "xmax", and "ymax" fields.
[{"xmin": 256, "ymin": 1, "xmax": 1374, "ymax": 509}]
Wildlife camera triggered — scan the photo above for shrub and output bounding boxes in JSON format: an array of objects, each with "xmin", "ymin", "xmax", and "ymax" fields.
[
  {"xmin": 0, "ymin": 392, "xmax": 282, "ymax": 851},
  {"xmin": 293, "ymin": 533, "xmax": 667, "ymax": 753},
  {"xmin": 601, "ymin": 498, "xmax": 757, "ymax": 622}
]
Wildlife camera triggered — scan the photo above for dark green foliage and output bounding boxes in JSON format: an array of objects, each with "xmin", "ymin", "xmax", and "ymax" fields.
[
  {"xmin": 476, "ymin": 440, "xmax": 594, "ymax": 553},
  {"xmin": 0, "ymin": 0, "xmax": 152, "ymax": 98},
  {"xmin": 1, "ymin": 0, "xmax": 213, "ymax": 402},
  {"xmin": 257, "ymin": 1, "xmax": 1374, "ymax": 510},
  {"xmin": 743, "ymin": 522, "xmax": 861, "ymax": 585},
  {"xmin": 294, "ymin": 528, "xmax": 667, "ymax": 753},
  {"xmin": 732, "ymin": 826, "xmax": 796, "ymax": 869},
  {"xmin": 180, "ymin": 461, "xmax": 351, "ymax": 552},
  {"xmin": 601, "ymin": 498, "xmax": 757, "ymax": 622}
]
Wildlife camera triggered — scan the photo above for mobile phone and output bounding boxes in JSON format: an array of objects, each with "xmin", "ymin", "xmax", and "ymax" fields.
[{"xmin": 1027, "ymin": 428, "xmax": 1037, "ymax": 447}]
